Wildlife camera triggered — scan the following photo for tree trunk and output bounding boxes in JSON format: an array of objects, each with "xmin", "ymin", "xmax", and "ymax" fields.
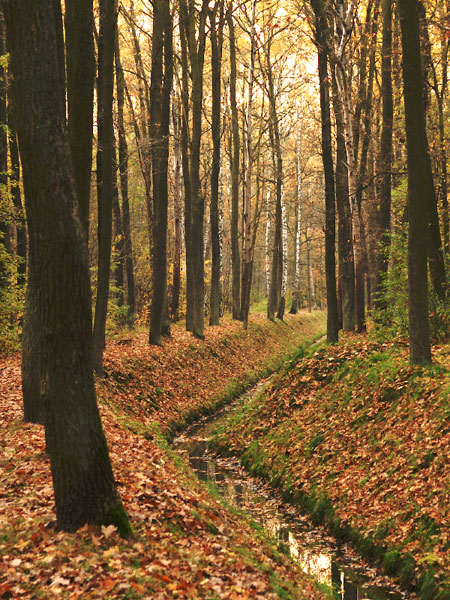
[
  {"xmin": 331, "ymin": 72, "xmax": 355, "ymax": 331},
  {"xmin": 171, "ymin": 90, "xmax": 182, "ymax": 320},
  {"xmin": 149, "ymin": 0, "xmax": 172, "ymax": 345},
  {"xmin": 374, "ymin": 0, "xmax": 393, "ymax": 311},
  {"xmin": 290, "ymin": 123, "xmax": 302, "ymax": 315},
  {"xmin": 112, "ymin": 136, "xmax": 125, "ymax": 312},
  {"xmin": 227, "ymin": 4, "xmax": 241, "ymax": 321},
  {"xmin": 310, "ymin": 0, "xmax": 339, "ymax": 343},
  {"xmin": 0, "ymin": 9, "xmax": 8, "ymax": 290},
  {"xmin": 5, "ymin": 0, "xmax": 131, "ymax": 536},
  {"xmin": 183, "ymin": 0, "xmax": 208, "ymax": 339},
  {"xmin": 65, "ymin": 0, "xmax": 95, "ymax": 241},
  {"xmin": 240, "ymin": 0, "xmax": 256, "ymax": 329},
  {"xmin": 179, "ymin": 5, "xmax": 194, "ymax": 331},
  {"xmin": 115, "ymin": 26, "xmax": 136, "ymax": 324},
  {"xmin": 398, "ymin": 0, "xmax": 432, "ymax": 364},
  {"xmin": 209, "ymin": 2, "xmax": 224, "ymax": 326},
  {"xmin": 92, "ymin": 0, "xmax": 116, "ymax": 374}
]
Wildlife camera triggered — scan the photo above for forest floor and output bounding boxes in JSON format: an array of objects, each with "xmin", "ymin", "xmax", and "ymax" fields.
[
  {"xmin": 211, "ymin": 333, "xmax": 450, "ymax": 600},
  {"xmin": 0, "ymin": 312, "xmax": 329, "ymax": 600}
]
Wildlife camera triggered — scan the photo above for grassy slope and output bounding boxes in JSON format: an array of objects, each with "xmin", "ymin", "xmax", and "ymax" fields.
[
  {"xmin": 212, "ymin": 334, "xmax": 450, "ymax": 599},
  {"xmin": 0, "ymin": 312, "xmax": 328, "ymax": 599}
]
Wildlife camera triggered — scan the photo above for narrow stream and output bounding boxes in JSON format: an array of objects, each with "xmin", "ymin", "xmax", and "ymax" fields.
[{"xmin": 174, "ymin": 382, "xmax": 414, "ymax": 600}]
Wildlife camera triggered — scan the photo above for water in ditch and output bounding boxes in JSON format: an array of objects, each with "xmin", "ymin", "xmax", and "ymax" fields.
[{"xmin": 174, "ymin": 384, "xmax": 414, "ymax": 600}]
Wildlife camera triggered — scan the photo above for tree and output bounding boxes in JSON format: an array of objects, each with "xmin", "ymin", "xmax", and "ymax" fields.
[
  {"xmin": 4, "ymin": 0, "xmax": 131, "ymax": 535},
  {"xmin": 93, "ymin": 0, "xmax": 117, "ymax": 374},
  {"xmin": 115, "ymin": 25, "xmax": 136, "ymax": 324},
  {"xmin": 397, "ymin": 0, "xmax": 432, "ymax": 364},
  {"xmin": 227, "ymin": 3, "xmax": 241, "ymax": 321},
  {"xmin": 149, "ymin": 0, "xmax": 173, "ymax": 345},
  {"xmin": 374, "ymin": 0, "xmax": 393, "ymax": 310},
  {"xmin": 209, "ymin": 0, "xmax": 224, "ymax": 326},
  {"xmin": 310, "ymin": 0, "xmax": 339, "ymax": 343},
  {"xmin": 181, "ymin": 0, "xmax": 208, "ymax": 339},
  {"xmin": 65, "ymin": 0, "xmax": 95, "ymax": 241}
]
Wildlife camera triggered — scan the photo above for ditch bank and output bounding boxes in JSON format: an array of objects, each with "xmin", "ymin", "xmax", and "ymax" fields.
[
  {"xmin": 210, "ymin": 334, "xmax": 450, "ymax": 600},
  {"xmin": 97, "ymin": 311, "xmax": 326, "ymax": 438}
]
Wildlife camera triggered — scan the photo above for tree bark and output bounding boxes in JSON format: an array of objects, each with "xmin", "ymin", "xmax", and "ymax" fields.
[
  {"xmin": 92, "ymin": 0, "xmax": 116, "ymax": 374},
  {"xmin": 290, "ymin": 122, "xmax": 302, "ymax": 315},
  {"xmin": 331, "ymin": 71, "xmax": 355, "ymax": 331},
  {"xmin": 0, "ymin": 8, "xmax": 8, "ymax": 290},
  {"xmin": 65, "ymin": 0, "xmax": 95, "ymax": 241},
  {"xmin": 311, "ymin": 0, "xmax": 338, "ymax": 342},
  {"xmin": 209, "ymin": 2, "xmax": 224, "ymax": 326},
  {"xmin": 115, "ymin": 26, "xmax": 136, "ymax": 324},
  {"xmin": 149, "ymin": 0, "xmax": 172, "ymax": 345},
  {"xmin": 5, "ymin": 0, "xmax": 131, "ymax": 535},
  {"xmin": 171, "ymin": 88, "xmax": 182, "ymax": 320},
  {"xmin": 398, "ymin": 0, "xmax": 432, "ymax": 364},
  {"xmin": 182, "ymin": 0, "xmax": 208, "ymax": 339},
  {"xmin": 227, "ymin": 4, "xmax": 241, "ymax": 321},
  {"xmin": 374, "ymin": 0, "xmax": 393, "ymax": 310}
]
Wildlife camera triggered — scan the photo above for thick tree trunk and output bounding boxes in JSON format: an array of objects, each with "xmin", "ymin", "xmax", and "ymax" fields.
[
  {"xmin": 5, "ymin": 0, "xmax": 130, "ymax": 535},
  {"xmin": 209, "ymin": 2, "xmax": 224, "ymax": 326},
  {"xmin": 398, "ymin": 0, "xmax": 432, "ymax": 364},
  {"xmin": 311, "ymin": 0, "xmax": 339, "ymax": 343},
  {"xmin": 92, "ymin": 0, "xmax": 116, "ymax": 374},
  {"xmin": 115, "ymin": 27, "xmax": 136, "ymax": 324},
  {"xmin": 65, "ymin": 0, "xmax": 95, "ymax": 241},
  {"xmin": 227, "ymin": 5, "xmax": 241, "ymax": 321}
]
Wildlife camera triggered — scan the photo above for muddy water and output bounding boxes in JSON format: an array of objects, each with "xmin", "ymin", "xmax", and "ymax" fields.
[{"xmin": 174, "ymin": 383, "xmax": 413, "ymax": 600}]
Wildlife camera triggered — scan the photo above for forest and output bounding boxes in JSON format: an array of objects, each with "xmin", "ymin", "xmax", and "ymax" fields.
[{"xmin": 1, "ymin": 0, "xmax": 450, "ymax": 599}]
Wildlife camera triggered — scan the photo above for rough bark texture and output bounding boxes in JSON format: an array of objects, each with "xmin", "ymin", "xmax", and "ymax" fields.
[
  {"xmin": 93, "ymin": 0, "xmax": 116, "ymax": 374},
  {"xmin": 149, "ymin": 0, "xmax": 172, "ymax": 345},
  {"xmin": 5, "ymin": 0, "xmax": 131, "ymax": 535},
  {"xmin": 65, "ymin": 0, "xmax": 95, "ymax": 241},
  {"xmin": 398, "ymin": 0, "xmax": 432, "ymax": 364},
  {"xmin": 311, "ymin": 0, "xmax": 339, "ymax": 343}
]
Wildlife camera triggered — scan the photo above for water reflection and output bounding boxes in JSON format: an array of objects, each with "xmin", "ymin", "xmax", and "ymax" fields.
[{"xmin": 175, "ymin": 436, "xmax": 409, "ymax": 600}]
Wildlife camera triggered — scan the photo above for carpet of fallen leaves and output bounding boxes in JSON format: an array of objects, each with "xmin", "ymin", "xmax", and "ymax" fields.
[
  {"xmin": 0, "ymin": 313, "xmax": 328, "ymax": 599},
  {"xmin": 213, "ymin": 334, "xmax": 450, "ymax": 591},
  {"xmin": 98, "ymin": 312, "xmax": 326, "ymax": 435}
]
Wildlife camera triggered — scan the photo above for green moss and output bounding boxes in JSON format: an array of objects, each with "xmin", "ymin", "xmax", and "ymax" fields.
[{"xmin": 103, "ymin": 501, "xmax": 132, "ymax": 538}]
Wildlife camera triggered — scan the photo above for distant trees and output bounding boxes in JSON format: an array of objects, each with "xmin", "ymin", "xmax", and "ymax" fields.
[
  {"xmin": 5, "ymin": 0, "xmax": 130, "ymax": 534},
  {"xmin": 1, "ymin": 0, "xmax": 449, "ymax": 372}
]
